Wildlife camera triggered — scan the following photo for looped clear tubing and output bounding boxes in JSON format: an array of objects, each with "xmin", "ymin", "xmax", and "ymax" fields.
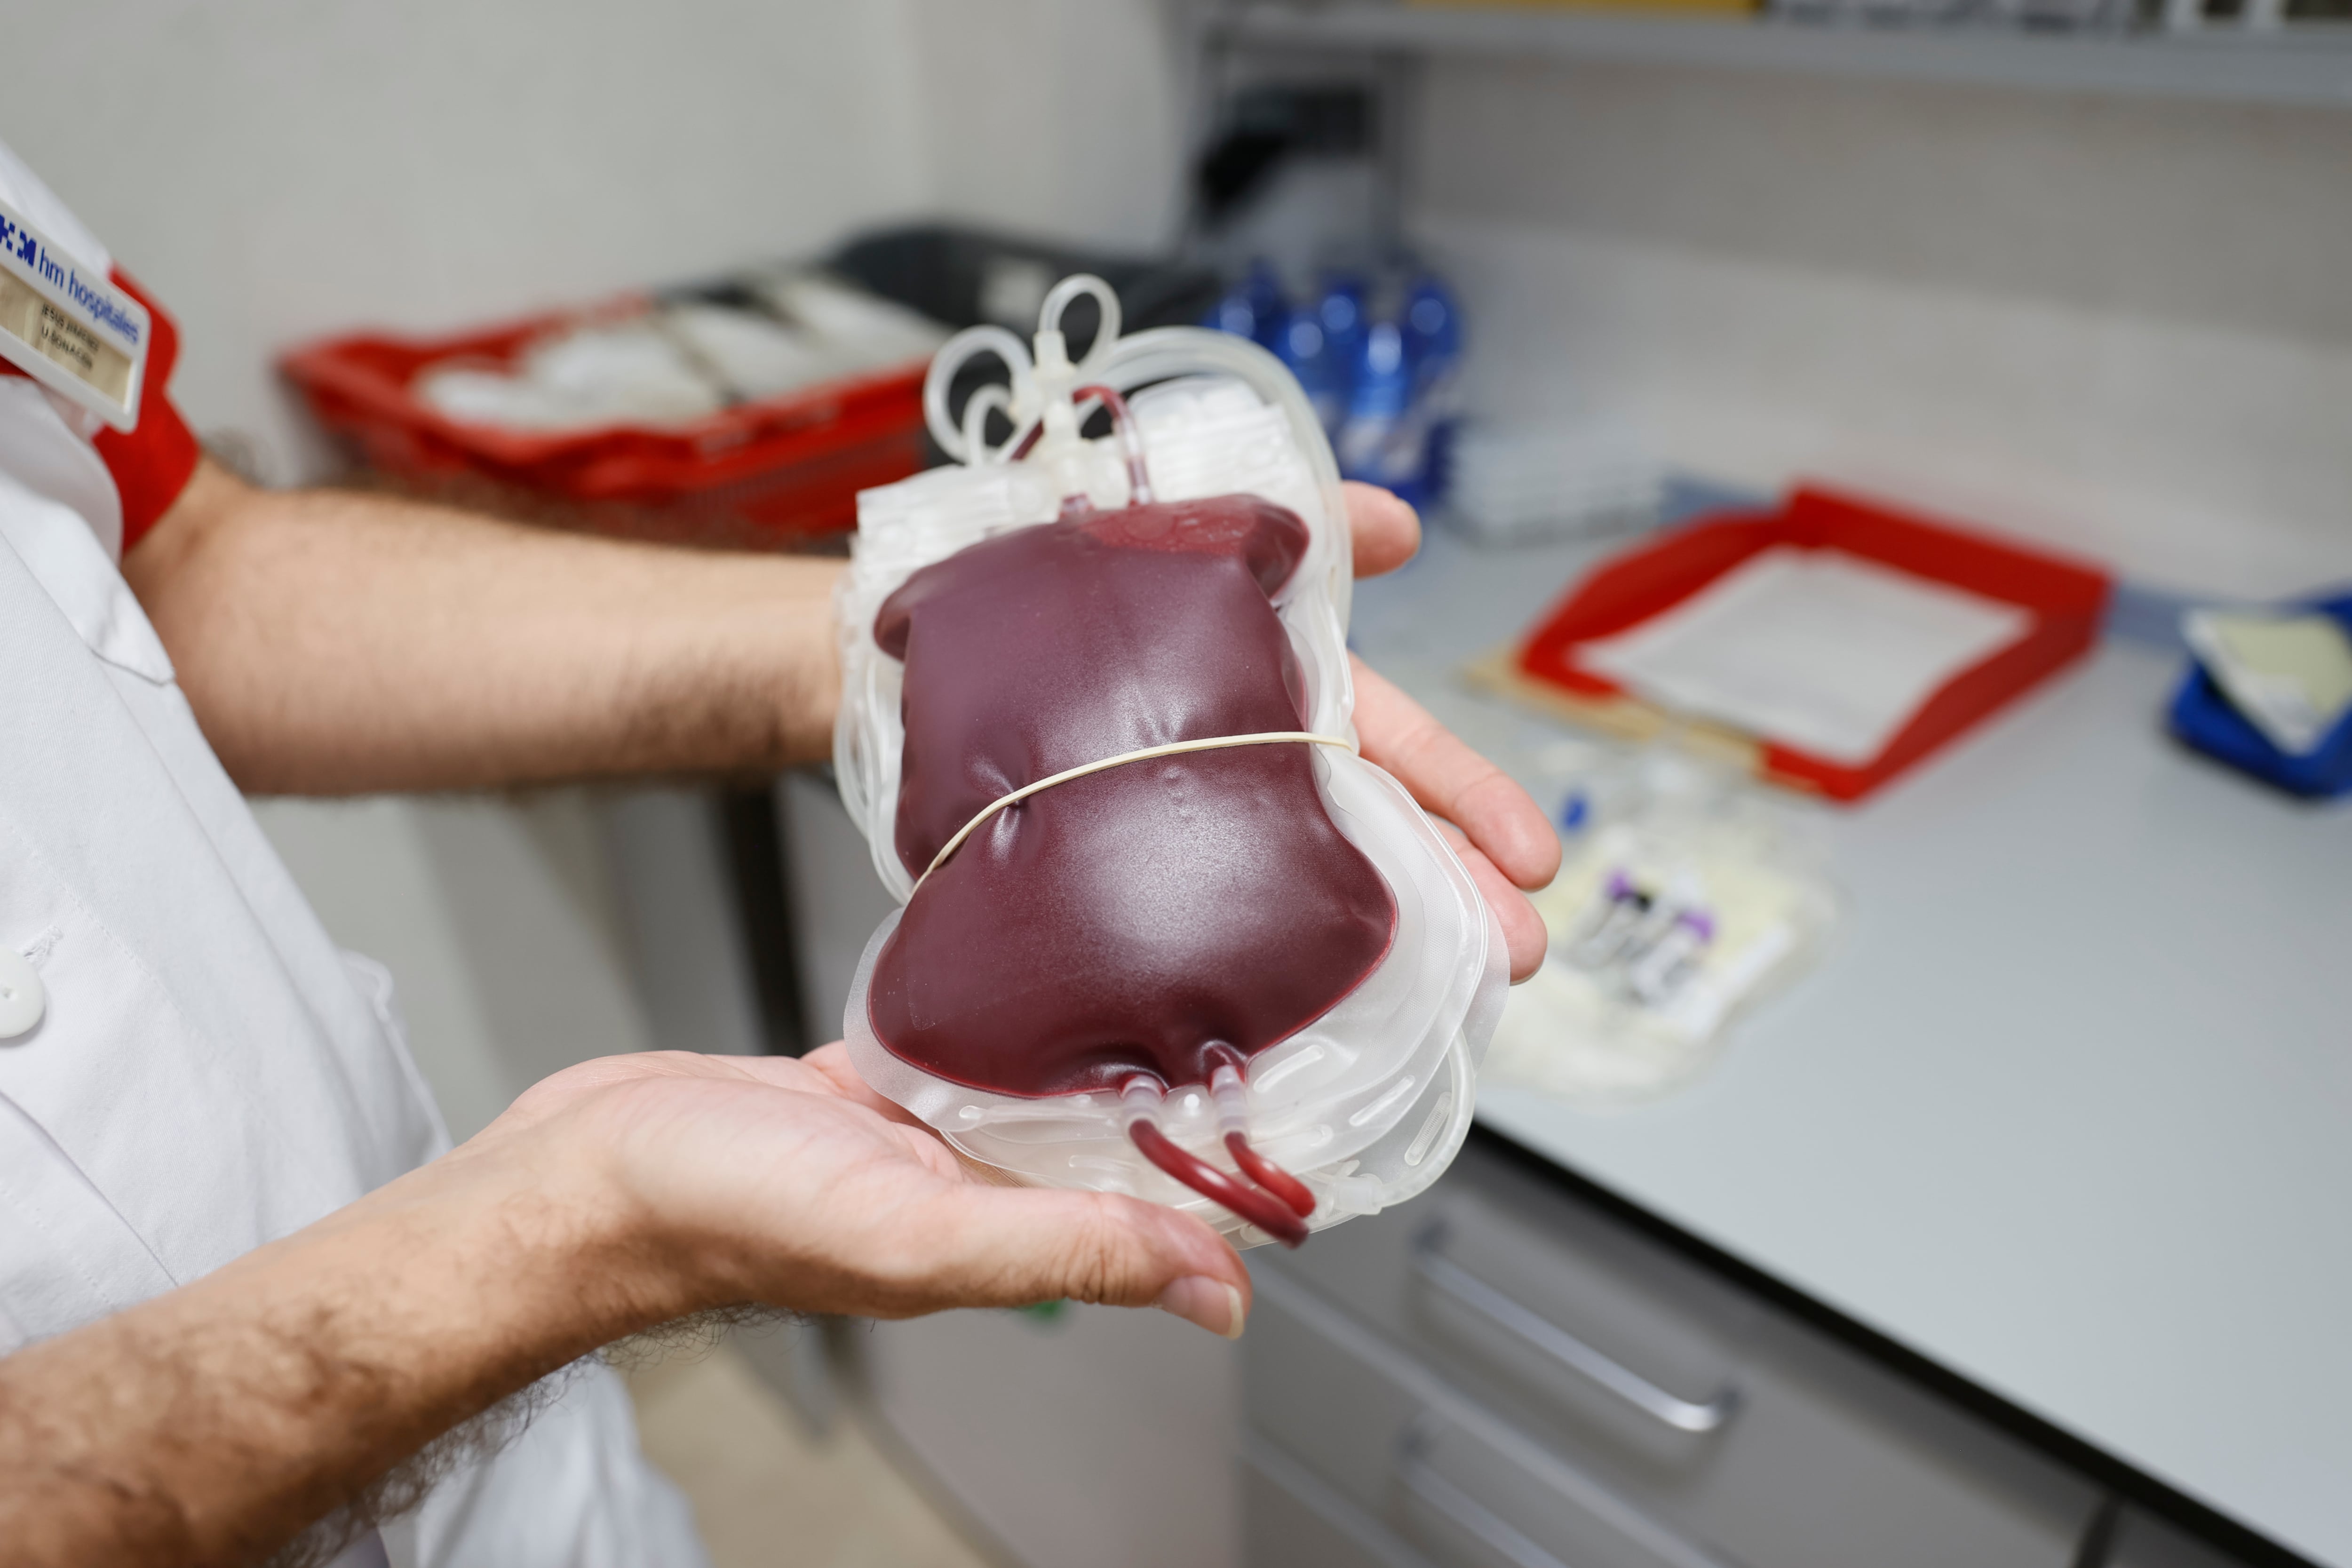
[
  {"xmin": 923, "ymin": 324, "xmax": 1033, "ymax": 465},
  {"xmin": 1039, "ymin": 273, "xmax": 1121, "ymax": 366},
  {"xmin": 959, "ymin": 382, "xmax": 1013, "ymax": 465},
  {"xmin": 921, "ymin": 306, "xmax": 1353, "ymax": 702},
  {"xmin": 923, "ymin": 274, "xmax": 1122, "ymax": 465}
]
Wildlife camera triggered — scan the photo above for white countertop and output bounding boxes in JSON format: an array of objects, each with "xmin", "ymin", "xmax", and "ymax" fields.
[{"xmin": 1353, "ymin": 520, "xmax": 2352, "ymax": 1568}]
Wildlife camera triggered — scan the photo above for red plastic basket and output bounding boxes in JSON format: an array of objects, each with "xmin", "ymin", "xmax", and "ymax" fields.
[
  {"xmin": 1510, "ymin": 486, "xmax": 2113, "ymax": 802},
  {"xmin": 279, "ymin": 294, "xmax": 930, "ymax": 549}
]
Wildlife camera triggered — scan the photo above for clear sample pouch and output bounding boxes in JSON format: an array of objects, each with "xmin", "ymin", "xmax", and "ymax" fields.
[
  {"xmin": 1487, "ymin": 748, "xmax": 1838, "ymax": 1107},
  {"xmin": 835, "ymin": 277, "xmax": 1506, "ymax": 1247}
]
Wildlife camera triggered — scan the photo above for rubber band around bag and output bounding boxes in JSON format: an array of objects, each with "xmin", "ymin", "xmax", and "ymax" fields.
[{"xmin": 912, "ymin": 732, "xmax": 1357, "ymax": 891}]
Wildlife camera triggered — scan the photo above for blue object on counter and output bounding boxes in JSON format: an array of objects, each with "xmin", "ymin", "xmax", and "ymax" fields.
[
  {"xmin": 1278, "ymin": 310, "xmax": 1336, "ymax": 423},
  {"xmin": 1208, "ymin": 291, "xmax": 1254, "ymax": 340},
  {"xmin": 2168, "ymin": 591, "xmax": 2352, "ymax": 799},
  {"xmin": 1205, "ymin": 259, "xmax": 1290, "ymax": 354},
  {"xmin": 1399, "ymin": 273, "xmax": 1462, "ymax": 508},
  {"xmin": 1335, "ymin": 318, "xmax": 1411, "ymax": 490},
  {"xmin": 1207, "ymin": 259, "xmax": 1463, "ymax": 505},
  {"xmin": 1317, "ymin": 275, "xmax": 1367, "ymax": 360},
  {"xmin": 1558, "ymin": 789, "xmax": 1591, "ymax": 836},
  {"xmin": 1291, "ymin": 274, "xmax": 1364, "ymax": 436},
  {"xmin": 1243, "ymin": 261, "xmax": 1288, "ymax": 354},
  {"xmin": 1401, "ymin": 275, "xmax": 1462, "ymax": 398}
]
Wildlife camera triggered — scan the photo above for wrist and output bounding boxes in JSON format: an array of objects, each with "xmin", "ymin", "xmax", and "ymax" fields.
[
  {"xmin": 0, "ymin": 1107, "xmax": 691, "ymax": 1566},
  {"xmin": 321, "ymin": 1118, "xmax": 689, "ymax": 1368},
  {"xmin": 456, "ymin": 1082, "xmax": 778, "ymax": 1332}
]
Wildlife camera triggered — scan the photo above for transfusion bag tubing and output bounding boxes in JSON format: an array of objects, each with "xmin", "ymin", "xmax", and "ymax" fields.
[{"xmin": 835, "ymin": 276, "xmax": 1507, "ymax": 1246}]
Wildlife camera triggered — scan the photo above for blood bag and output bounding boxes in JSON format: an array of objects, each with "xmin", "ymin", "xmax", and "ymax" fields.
[{"xmin": 835, "ymin": 277, "xmax": 1506, "ymax": 1246}]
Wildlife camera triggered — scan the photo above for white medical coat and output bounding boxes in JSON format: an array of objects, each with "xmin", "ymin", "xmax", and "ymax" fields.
[{"xmin": 0, "ymin": 141, "xmax": 708, "ymax": 1568}]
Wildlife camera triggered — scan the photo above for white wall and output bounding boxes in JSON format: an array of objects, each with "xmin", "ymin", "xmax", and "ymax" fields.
[
  {"xmin": 0, "ymin": 0, "xmax": 1191, "ymax": 1143},
  {"xmin": 2, "ymin": 0, "xmax": 935, "ymax": 482},
  {"xmin": 894, "ymin": 0, "xmax": 1189, "ymax": 251},
  {"xmin": 17, "ymin": 3, "xmax": 2336, "ymax": 594},
  {"xmin": 1409, "ymin": 58, "xmax": 2352, "ymax": 597},
  {"xmin": 252, "ymin": 792, "xmax": 656, "ymax": 1142},
  {"xmin": 0, "ymin": 2, "xmax": 971, "ymax": 1129}
]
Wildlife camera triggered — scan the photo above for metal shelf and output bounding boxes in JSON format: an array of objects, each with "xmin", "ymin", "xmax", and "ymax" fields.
[{"xmin": 1208, "ymin": 2, "xmax": 2352, "ymax": 108}]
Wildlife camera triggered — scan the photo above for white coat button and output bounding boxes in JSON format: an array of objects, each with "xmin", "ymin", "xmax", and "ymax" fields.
[{"xmin": 0, "ymin": 947, "xmax": 44, "ymax": 1039}]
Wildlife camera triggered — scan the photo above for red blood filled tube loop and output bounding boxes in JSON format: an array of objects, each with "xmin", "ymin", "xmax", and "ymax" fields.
[
  {"xmin": 1122, "ymin": 1077, "xmax": 1314, "ymax": 1248},
  {"xmin": 1207, "ymin": 1057, "xmax": 1316, "ymax": 1218},
  {"xmin": 1225, "ymin": 1132, "xmax": 1317, "ymax": 1220},
  {"xmin": 1128, "ymin": 1122, "xmax": 1310, "ymax": 1249}
]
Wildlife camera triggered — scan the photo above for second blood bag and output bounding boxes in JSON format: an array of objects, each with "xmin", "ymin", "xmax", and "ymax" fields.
[{"xmin": 835, "ymin": 277, "xmax": 1506, "ymax": 1246}]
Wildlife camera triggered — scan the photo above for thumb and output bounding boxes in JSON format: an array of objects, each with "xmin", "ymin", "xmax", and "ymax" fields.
[
  {"xmin": 925, "ymin": 1185, "xmax": 1255, "ymax": 1340},
  {"xmin": 1343, "ymin": 480, "xmax": 1421, "ymax": 579}
]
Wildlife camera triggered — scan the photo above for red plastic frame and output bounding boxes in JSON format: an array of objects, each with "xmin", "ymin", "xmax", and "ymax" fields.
[
  {"xmin": 1514, "ymin": 486, "xmax": 2113, "ymax": 802},
  {"xmin": 278, "ymin": 294, "xmax": 930, "ymax": 545}
]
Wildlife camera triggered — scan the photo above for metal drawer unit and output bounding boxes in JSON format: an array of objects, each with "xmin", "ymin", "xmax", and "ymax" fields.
[
  {"xmin": 1250, "ymin": 1275, "xmax": 1740, "ymax": 1568},
  {"xmin": 1286, "ymin": 1147, "xmax": 1757, "ymax": 1478},
  {"xmin": 1247, "ymin": 1138, "xmax": 2103, "ymax": 1568},
  {"xmin": 1244, "ymin": 1430, "xmax": 1439, "ymax": 1568}
]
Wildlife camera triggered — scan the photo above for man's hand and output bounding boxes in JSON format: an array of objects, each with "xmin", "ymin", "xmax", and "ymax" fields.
[
  {"xmin": 0, "ymin": 1042, "xmax": 1255, "ymax": 1568},
  {"xmin": 1340, "ymin": 482, "xmax": 1559, "ymax": 980},
  {"xmin": 496, "ymin": 1045, "xmax": 1252, "ymax": 1334}
]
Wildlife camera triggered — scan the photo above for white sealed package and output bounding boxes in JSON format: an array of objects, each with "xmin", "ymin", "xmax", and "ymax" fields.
[{"xmin": 834, "ymin": 277, "xmax": 1506, "ymax": 1246}]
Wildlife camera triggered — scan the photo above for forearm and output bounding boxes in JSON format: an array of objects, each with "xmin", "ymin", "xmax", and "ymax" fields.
[
  {"xmin": 0, "ymin": 1134, "xmax": 666, "ymax": 1567},
  {"xmin": 125, "ymin": 461, "xmax": 842, "ymax": 795},
  {"xmin": 0, "ymin": 1038, "xmax": 1264, "ymax": 1561}
]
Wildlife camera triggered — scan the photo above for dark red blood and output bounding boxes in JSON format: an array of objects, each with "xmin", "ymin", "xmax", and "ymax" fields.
[
  {"xmin": 1132, "ymin": 1122, "xmax": 1310, "ymax": 1247},
  {"xmin": 869, "ymin": 494, "xmax": 1397, "ymax": 1098},
  {"xmin": 1227, "ymin": 1131, "xmax": 1319, "ymax": 1218}
]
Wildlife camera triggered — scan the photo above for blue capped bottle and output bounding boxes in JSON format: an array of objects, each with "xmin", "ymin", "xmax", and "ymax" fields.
[
  {"xmin": 1305, "ymin": 274, "xmax": 1367, "ymax": 436},
  {"xmin": 1205, "ymin": 258, "xmax": 1291, "ymax": 356},
  {"xmin": 1399, "ymin": 274, "xmax": 1464, "ymax": 506},
  {"xmin": 1336, "ymin": 316, "xmax": 1413, "ymax": 493}
]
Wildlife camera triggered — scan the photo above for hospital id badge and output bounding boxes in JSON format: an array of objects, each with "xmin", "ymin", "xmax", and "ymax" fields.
[{"xmin": 0, "ymin": 197, "xmax": 148, "ymax": 432}]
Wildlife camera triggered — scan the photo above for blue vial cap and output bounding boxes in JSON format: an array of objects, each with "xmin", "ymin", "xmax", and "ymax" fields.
[{"xmin": 1557, "ymin": 790, "xmax": 1590, "ymax": 835}]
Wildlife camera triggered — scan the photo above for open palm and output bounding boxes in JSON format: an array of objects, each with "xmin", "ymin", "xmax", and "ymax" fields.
[{"xmin": 493, "ymin": 1044, "xmax": 1254, "ymax": 1333}]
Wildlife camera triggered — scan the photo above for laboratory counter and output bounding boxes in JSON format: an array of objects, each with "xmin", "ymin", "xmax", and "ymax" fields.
[{"xmin": 1341, "ymin": 510, "xmax": 2352, "ymax": 1568}]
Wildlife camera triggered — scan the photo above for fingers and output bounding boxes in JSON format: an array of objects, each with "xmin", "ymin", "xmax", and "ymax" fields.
[
  {"xmin": 1352, "ymin": 656, "xmax": 1562, "ymax": 894},
  {"xmin": 1342, "ymin": 481, "xmax": 1420, "ymax": 580},
  {"xmin": 914, "ymin": 1186, "xmax": 1253, "ymax": 1338},
  {"xmin": 735, "ymin": 1053, "xmax": 1254, "ymax": 1335},
  {"xmin": 1438, "ymin": 822, "xmax": 1549, "ymax": 984}
]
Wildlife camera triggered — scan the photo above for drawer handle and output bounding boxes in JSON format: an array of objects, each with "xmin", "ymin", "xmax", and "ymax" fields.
[
  {"xmin": 1399, "ymin": 1420, "xmax": 1736, "ymax": 1568},
  {"xmin": 1400, "ymin": 1449, "xmax": 1578, "ymax": 1568},
  {"xmin": 1410, "ymin": 1228, "xmax": 1740, "ymax": 1436}
]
